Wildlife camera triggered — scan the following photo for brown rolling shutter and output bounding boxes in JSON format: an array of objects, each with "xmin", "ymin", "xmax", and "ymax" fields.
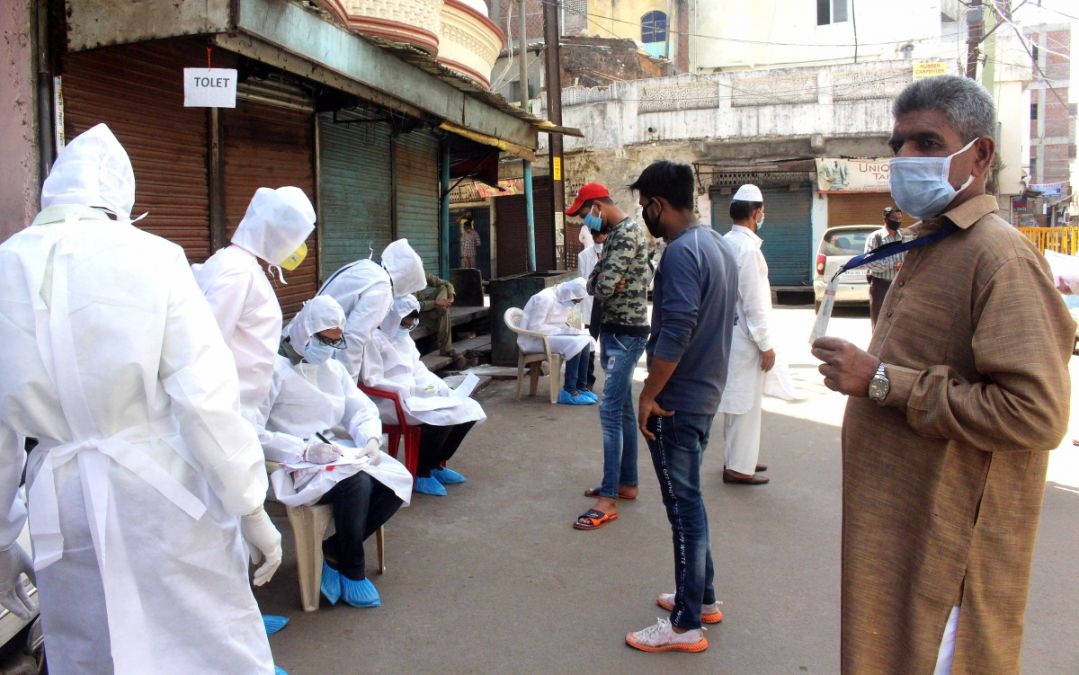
[
  {"xmin": 61, "ymin": 39, "xmax": 212, "ymax": 261},
  {"xmin": 827, "ymin": 192, "xmax": 912, "ymax": 228},
  {"xmin": 494, "ymin": 176, "xmax": 555, "ymax": 276},
  {"xmin": 223, "ymin": 101, "xmax": 317, "ymax": 319}
]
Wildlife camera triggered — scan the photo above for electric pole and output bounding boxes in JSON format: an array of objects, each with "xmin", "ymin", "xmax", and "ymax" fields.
[
  {"xmin": 966, "ymin": 0, "xmax": 983, "ymax": 79},
  {"xmin": 543, "ymin": 0, "xmax": 566, "ymax": 268}
]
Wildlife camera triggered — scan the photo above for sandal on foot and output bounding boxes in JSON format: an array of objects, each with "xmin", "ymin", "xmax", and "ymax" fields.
[
  {"xmin": 573, "ymin": 509, "xmax": 618, "ymax": 530},
  {"xmin": 583, "ymin": 487, "xmax": 637, "ymax": 500}
]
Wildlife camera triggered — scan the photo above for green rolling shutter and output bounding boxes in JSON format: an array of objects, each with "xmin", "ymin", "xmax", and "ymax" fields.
[
  {"xmin": 393, "ymin": 130, "xmax": 441, "ymax": 273},
  {"xmin": 711, "ymin": 187, "xmax": 813, "ymax": 287}
]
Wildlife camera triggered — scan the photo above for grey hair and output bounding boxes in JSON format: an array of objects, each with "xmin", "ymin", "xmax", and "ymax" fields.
[{"xmin": 892, "ymin": 75, "xmax": 996, "ymax": 141}]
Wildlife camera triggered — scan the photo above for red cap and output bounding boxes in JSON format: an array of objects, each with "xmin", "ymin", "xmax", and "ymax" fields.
[{"xmin": 565, "ymin": 182, "xmax": 610, "ymax": 216}]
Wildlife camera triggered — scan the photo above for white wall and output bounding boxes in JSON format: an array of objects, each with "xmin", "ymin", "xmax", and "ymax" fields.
[{"xmin": 691, "ymin": 0, "xmax": 961, "ymax": 72}]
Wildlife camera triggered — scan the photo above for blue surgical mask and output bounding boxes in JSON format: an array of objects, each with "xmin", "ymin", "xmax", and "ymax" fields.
[
  {"xmin": 583, "ymin": 207, "xmax": 603, "ymax": 232},
  {"xmin": 889, "ymin": 138, "xmax": 978, "ymax": 219},
  {"xmin": 303, "ymin": 339, "xmax": 337, "ymax": 365},
  {"xmin": 756, "ymin": 213, "xmax": 765, "ymax": 230}
]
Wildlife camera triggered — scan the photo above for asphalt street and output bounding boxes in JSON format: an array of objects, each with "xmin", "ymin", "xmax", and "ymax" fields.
[{"xmin": 255, "ymin": 305, "xmax": 1079, "ymax": 674}]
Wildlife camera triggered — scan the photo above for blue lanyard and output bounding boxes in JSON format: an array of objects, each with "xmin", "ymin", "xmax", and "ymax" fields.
[{"xmin": 833, "ymin": 223, "xmax": 958, "ymax": 282}]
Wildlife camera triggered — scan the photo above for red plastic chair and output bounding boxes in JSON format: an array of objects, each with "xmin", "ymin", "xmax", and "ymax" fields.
[{"xmin": 360, "ymin": 384, "xmax": 421, "ymax": 480}]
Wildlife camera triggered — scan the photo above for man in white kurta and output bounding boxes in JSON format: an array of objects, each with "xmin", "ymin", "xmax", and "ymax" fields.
[{"xmin": 717, "ymin": 184, "xmax": 775, "ymax": 485}]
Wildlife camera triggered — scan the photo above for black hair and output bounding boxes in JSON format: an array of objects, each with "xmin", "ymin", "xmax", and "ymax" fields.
[
  {"xmin": 581, "ymin": 196, "xmax": 614, "ymax": 213},
  {"xmin": 729, "ymin": 200, "xmax": 763, "ymax": 221},
  {"xmin": 628, "ymin": 161, "xmax": 695, "ymax": 210}
]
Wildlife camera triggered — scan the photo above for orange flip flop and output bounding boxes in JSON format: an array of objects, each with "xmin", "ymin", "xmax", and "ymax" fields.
[{"xmin": 573, "ymin": 509, "xmax": 618, "ymax": 530}]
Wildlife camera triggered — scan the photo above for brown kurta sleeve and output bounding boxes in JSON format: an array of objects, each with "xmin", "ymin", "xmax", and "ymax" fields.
[{"xmin": 883, "ymin": 255, "xmax": 1074, "ymax": 452}]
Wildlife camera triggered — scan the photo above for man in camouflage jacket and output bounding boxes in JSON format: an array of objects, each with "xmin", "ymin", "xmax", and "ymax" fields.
[{"xmin": 567, "ymin": 183, "xmax": 653, "ymax": 530}]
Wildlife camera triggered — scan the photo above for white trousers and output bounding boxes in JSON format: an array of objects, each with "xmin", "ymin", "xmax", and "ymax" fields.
[
  {"xmin": 722, "ymin": 393, "xmax": 763, "ymax": 474},
  {"xmin": 933, "ymin": 606, "xmax": 960, "ymax": 675}
]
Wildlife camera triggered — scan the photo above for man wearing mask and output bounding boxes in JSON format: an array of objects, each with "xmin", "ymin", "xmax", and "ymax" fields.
[
  {"xmin": 0, "ymin": 124, "xmax": 281, "ymax": 672},
  {"xmin": 566, "ymin": 183, "xmax": 652, "ymax": 530},
  {"xmin": 863, "ymin": 206, "xmax": 910, "ymax": 328},
  {"xmin": 629, "ymin": 161, "xmax": 738, "ymax": 652},
  {"xmin": 717, "ymin": 184, "xmax": 774, "ymax": 486},
  {"xmin": 812, "ymin": 75, "xmax": 1073, "ymax": 672},
  {"xmin": 315, "ymin": 239, "xmax": 427, "ymax": 380}
]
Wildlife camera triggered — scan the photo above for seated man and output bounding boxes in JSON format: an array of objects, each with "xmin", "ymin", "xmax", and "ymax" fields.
[
  {"xmin": 256, "ymin": 296, "xmax": 413, "ymax": 609},
  {"xmin": 518, "ymin": 278, "xmax": 597, "ymax": 405},
  {"xmin": 363, "ymin": 296, "xmax": 487, "ymax": 497},
  {"xmin": 416, "ymin": 272, "xmax": 456, "ymax": 357}
]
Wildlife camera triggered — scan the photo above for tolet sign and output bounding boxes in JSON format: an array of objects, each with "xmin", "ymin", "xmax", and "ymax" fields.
[{"xmin": 183, "ymin": 68, "xmax": 238, "ymax": 108}]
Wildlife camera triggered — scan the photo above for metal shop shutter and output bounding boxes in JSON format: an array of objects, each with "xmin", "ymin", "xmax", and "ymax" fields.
[
  {"xmin": 223, "ymin": 101, "xmax": 317, "ymax": 319},
  {"xmin": 62, "ymin": 39, "xmax": 211, "ymax": 261},
  {"xmin": 317, "ymin": 113, "xmax": 393, "ymax": 280},
  {"xmin": 711, "ymin": 187, "xmax": 813, "ymax": 287},
  {"xmin": 827, "ymin": 192, "xmax": 914, "ymax": 228},
  {"xmin": 494, "ymin": 176, "xmax": 555, "ymax": 276},
  {"xmin": 393, "ymin": 130, "xmax": 441, "ymax": 273}
]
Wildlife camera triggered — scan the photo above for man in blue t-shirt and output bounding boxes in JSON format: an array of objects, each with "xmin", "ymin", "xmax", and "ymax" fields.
[{"xmin": 625, "ymin": 161, "xmax": 739, "ymax": 654}]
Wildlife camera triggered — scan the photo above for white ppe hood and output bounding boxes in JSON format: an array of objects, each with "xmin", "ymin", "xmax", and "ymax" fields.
[
  {"xmin": 231, "ymin": 187, "xmax": 315, "ymax": 265},
  {"xmin": 381, "ymin": 239, "xmax": 427, "ymax": 297},
  {"xmin": 379, "ymin": 295, "xmax": 421, "ymax": 334},
  {"xmin": 555, "ymin": 277, "xmax": 588, "ymax": 303},
  {"xmin": 40, "ymin": 123, "xmax": 136, "ymax": 220},
  {"xmin": 286, "ymin": 295, "xmax": 346, "ymax": 352}
]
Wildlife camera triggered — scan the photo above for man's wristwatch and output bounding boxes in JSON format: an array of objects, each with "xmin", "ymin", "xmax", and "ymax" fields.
[{"xmin": 867, "ymin": 361, "xmax": 890, "ymax": 402}]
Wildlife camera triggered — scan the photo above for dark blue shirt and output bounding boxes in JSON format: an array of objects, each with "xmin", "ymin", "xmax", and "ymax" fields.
[{"xmin": 647, "ymin": 225, "xmax": 739, "ymax": 415}]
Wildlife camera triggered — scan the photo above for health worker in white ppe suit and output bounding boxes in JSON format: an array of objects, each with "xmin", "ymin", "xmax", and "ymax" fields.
[
  {"xmin": 314, "ymin": 239, "xmax": 427, "ymax": 380},
  {"xmin": 518, "ymin": 278, "xmax": 597, "ymax": 406},
  {"xmin": 191, "ymin": 186, "xmax": 316, "ymax": 420},
  {"xmin": 260, "ymin": 296, "xmax": 412, "ymax": 608},
  {"xmin": 362, "ymin": 296, "xmax": 486, "ymax": 497},
  {"xmin": 0, "ymin": 123, "xmax": 281, "ymax": 674}
]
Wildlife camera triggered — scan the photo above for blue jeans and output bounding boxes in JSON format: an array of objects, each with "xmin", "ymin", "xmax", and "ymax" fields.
[
  {"xmin": 597, "ymin": 333, "xmax": 647, "ymax": 498},
  {"xmin": 563, "ymin": 346, "xmax": 592, "ymax": 392},
  {"xmin": 645, "ymin": 411, "xmax": 716, "ymax": 630}
]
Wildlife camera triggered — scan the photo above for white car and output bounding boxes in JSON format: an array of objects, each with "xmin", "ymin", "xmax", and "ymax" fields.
[{"xmin": 813, "ymin": 225, "xmax": 878, "ymax": 310}]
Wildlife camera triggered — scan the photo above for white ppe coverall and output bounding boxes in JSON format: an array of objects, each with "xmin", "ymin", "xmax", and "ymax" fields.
[
  {"xmin": 259, "ymin": 297, "xmax": 413, "ymax": 508},
  {"xmin": 577, "ymin": 229, "xmax": 602, "ymax": 329},
  {"xmin": 517, "ymin": 278, "xmax": 594, "ymax": 359},
  {"xmin": 0, "ymin": 124, "xmax": 275, "ymax": 673},
  {"xmin": 314, "ymin": 238, "xmax": 427, "ymax": 380},
  {"xmin": 717, "ymin": 225, "xmax": 772, "ymax": 475},
  {"xmin": 362, "ymin": 296, "xmax": 487, "ymax": 427},
  {"xmin": 191, "ymin": 186, "xmax": 315, "ymax": 419}
]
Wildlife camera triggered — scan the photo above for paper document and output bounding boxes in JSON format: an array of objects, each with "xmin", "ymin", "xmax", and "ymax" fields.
[
  {"xmin": 453, "ymin": 373, "xmax": 479, "ymax": 399},
  {"xmin": 281, "ymin": 456, "xmax": 371, "ymax": 472}
]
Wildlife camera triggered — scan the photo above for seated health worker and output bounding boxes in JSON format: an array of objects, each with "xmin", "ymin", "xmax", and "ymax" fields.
[
  {"xmin": 518, "ymin": 277, "xmax": 596, "ymax": 405},
  {"xmin": 256, "ymin": 296, "xmax": 413, "ymax": 609},
  {"xmin": 363, "ymin": 296, "xmax": 487, "ymax": 497}
]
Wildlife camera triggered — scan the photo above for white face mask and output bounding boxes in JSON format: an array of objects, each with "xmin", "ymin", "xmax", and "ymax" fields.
[{"xmin": 889, "ymin": 138, "xmax": 978, "ymax": 219}]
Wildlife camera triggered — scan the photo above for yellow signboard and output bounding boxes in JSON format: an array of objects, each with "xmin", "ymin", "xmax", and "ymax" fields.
[
  {"xmin": 552, "ymin": 156, "xmax": 562, "ymax": 181},
  {"xmin": 913, "ymin": 61, "xmax": 948, "ymax": 80}
]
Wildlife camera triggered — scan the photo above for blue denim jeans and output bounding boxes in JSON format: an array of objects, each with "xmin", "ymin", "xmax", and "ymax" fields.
[
  {"xmin": 597, "ymin": 333, "xmax": 647, "ymax": 498},
  {"xmin": 563, "ymin": 346, "xmax": 592, "ymax": 392},
  {"xmin": 645, "ymin": 410, "xmax": 717, "ymax": 630}
]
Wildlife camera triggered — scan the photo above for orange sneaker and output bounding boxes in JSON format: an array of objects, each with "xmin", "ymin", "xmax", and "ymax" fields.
[
  {"xmin": 656, "ymin": 593, "xmax": 724, "ymax": 624},
  {"xmin": 625, "ymin": 617, "xmax": 708, "ymax": 653}
]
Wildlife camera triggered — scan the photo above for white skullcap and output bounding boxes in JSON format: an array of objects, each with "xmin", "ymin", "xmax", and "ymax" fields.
[
  {"xmin": 732, "ymin": 184, "xmax": 763, "ymax": 202},
  {"xmin": 286, "ymin": 295, "xmax": 345, "ymax": 351},
  {"xmin": 41, "ymin": 123, "xmax": 136, "ymax": 220},
  {"xmin": 382, "ymin": 239, "xmax": 427, "ymax": 297},
  {"xmin": 231, "ymin": 186, "xmax": 316, "ymax": 265}
]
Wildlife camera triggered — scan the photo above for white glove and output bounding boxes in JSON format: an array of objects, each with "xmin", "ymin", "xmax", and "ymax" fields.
[
  {"xmin": 0, "ymin": 545, "xmax": 35, "ymax": 621},
  {"xmin": 411, "ymin": 383, "xmax": 439, "ymax": 398},
  {"xmin": 358, "ymin": 438, "xmax": 382, "ymax": 466},
  {"xmin": 304, "ymin": 439, "xmax": 342, "ymax": 465},
  {"xmin": 240, "ymin": 507, "xmax": 283, "ymax": 587}
]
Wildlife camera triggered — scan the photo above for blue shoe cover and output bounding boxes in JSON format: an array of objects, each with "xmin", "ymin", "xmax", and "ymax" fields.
[
  {"xmin": 263, "ymin": 614, "xmax": 289, "ymax": 636},
  {"xmin": 415, "ymin": 475, "xmax": 448, "ymax": 496},
  {"xmin": 320, "ymin": 561, "xmax": 341, "ymax": 605},
  {"xmin": 431, "ymin": 467, "xmax": 467, "ymax": 485},
  {"xmin": 580, "ymin": 390, "xmax": 599, "ymax": 404},
  {"xmin": 275, "ymin": 666, "xmax": 288, "ymax": 675},
  {"xmin": 558, "ymin": 389, "xmax": 582, "ymax": 405},
  {"xmin": 341, "ymin": 576, "xmax": 382, "ymax": 608}
]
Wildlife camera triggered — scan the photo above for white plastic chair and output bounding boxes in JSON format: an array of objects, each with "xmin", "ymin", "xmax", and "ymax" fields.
[
  {"xmin": 265, "ymin": 462, "xmax": 385, "ymax": 612},
  {"xmin": 503, "ymin": 307, "xmax": 562, "ymax": 404}
]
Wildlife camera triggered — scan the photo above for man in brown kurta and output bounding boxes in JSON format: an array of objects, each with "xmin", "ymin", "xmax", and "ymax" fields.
[{"xmin": 813, "ymin": 75, "xmax": 1074, "ymax": 673}]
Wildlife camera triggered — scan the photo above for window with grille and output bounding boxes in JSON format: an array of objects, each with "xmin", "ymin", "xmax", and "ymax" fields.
[{"xmin": 642, "ymin": 11, "xmax": 667, "ymax": 44}]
